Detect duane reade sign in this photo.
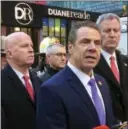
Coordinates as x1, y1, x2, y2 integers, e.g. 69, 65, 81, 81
48, 8, 90, 20
15, 3, 33, 25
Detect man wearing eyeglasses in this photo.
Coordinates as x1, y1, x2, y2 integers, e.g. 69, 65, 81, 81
39, 43, 66, 83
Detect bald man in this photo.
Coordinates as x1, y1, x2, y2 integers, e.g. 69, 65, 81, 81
1, 32, 41, 129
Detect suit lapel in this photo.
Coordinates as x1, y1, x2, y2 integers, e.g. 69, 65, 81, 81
6, 65, 35, 105
116, 51, 128, 89
95, 76, 109, 121
29, 71, 40, 101
64, 66, 100, 123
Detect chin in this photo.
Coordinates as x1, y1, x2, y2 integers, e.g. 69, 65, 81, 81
85, 64, 96, 69
27, 61, 34, 66
59, 66, 64, 69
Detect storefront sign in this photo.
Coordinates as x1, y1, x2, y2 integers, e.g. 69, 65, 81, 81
1, 1, 42, 27
48, 8, 90, 20
15, 3, 33, 25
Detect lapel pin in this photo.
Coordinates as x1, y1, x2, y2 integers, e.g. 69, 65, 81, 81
124, 63, 127, 67
98, 81, 102, 86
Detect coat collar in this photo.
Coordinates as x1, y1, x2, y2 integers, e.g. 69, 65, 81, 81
4, 64, 39, 105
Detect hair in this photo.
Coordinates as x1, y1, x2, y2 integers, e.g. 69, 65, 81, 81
46, 43, 65, 55
96, 13, 121, 29
68, 20, 100, 44
4, 32, 30, 51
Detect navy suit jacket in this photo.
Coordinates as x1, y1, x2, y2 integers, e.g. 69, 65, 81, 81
36, 66, 115, 129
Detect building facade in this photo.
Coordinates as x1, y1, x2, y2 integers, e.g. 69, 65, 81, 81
47, 1, 128, 16
1, 1, 101, 66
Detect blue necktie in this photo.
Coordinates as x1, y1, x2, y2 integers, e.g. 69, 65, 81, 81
88, 78, 106, 125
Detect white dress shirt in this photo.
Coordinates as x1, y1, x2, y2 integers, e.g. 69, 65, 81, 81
67, 62, 105, 113
12, 68, 33, 87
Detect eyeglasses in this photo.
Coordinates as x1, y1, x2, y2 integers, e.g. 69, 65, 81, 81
53, 52, 66, 57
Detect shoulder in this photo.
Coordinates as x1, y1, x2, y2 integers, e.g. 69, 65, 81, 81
121, 54, 128, 62
39, 70, 51, 82
40, 68, 67, 89
1, 64, 12, 79
30, 70, 42, 84
116, 50, 128, 62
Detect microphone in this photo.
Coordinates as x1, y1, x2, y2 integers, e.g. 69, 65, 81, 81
93, 125, 110, 129
111, 121, 128, 129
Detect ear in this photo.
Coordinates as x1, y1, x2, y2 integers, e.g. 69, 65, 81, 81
68, 42, 73, 55
46, 54, 51, 61
6, 50, 12, 58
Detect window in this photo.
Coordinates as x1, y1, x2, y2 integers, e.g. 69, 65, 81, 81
42, 17, 67, 45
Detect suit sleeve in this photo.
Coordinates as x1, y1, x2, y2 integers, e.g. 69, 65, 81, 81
1, 106, 7, 129
36, 85, 67, 129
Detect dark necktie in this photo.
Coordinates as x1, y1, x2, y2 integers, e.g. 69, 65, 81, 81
88, 78, 106, 125
23, 75, 34, 101
110, 56, 120, 83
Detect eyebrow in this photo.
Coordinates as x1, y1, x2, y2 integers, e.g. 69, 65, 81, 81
80, 38, 101, 42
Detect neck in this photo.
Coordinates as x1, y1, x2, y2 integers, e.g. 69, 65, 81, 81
103, 48, 115, 55
49, 65, 60, 71
69, 59, 92, 77
81, 67, 93, 77
9, 63, 29, 74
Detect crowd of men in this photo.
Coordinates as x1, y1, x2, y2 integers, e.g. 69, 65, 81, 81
1, 13, 128, 129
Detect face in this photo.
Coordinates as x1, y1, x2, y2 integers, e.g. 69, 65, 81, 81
68, 27, 101, 74
100, 18, 121, 54
1, 54, 7, 69
47, 47, 66, 70
8, 35, 34, 67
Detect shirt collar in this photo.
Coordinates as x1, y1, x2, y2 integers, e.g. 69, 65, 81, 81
12, 67, 30, 80
67, 62, 95, 85
101, 49, 117, 61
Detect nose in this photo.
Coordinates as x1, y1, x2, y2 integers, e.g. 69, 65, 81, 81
109, 30, 115, 37
88, 42, 96, 51
29, 45, 34, 52
61, 54, 66, 61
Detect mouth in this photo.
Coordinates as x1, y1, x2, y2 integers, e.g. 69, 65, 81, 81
108, 40, 117, 43
60, 62, 66, 65
28, 56, 34, 59
85, 56, 96, 60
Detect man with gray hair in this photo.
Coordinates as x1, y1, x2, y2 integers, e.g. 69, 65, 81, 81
94, 13, 128, 122
1, 35, 8, 70
39, 43, 66, 82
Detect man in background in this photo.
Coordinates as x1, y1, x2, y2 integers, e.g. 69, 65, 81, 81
94, 13, 128, 121
39, 43, 66, 82
1, 32, 41, 129
1, 36, 7, 70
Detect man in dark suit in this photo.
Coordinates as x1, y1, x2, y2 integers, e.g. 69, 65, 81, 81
1, 32, 41, 129
94, 13, 128, 122
36, 21, 116, 129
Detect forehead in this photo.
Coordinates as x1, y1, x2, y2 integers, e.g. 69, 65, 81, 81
76, 27, 101, 40
100, 19, 120, 29
55, 46, 66, 53
15, 35, 32, 45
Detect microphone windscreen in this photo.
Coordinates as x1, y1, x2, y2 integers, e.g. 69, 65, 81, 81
93, 125, 110, 129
